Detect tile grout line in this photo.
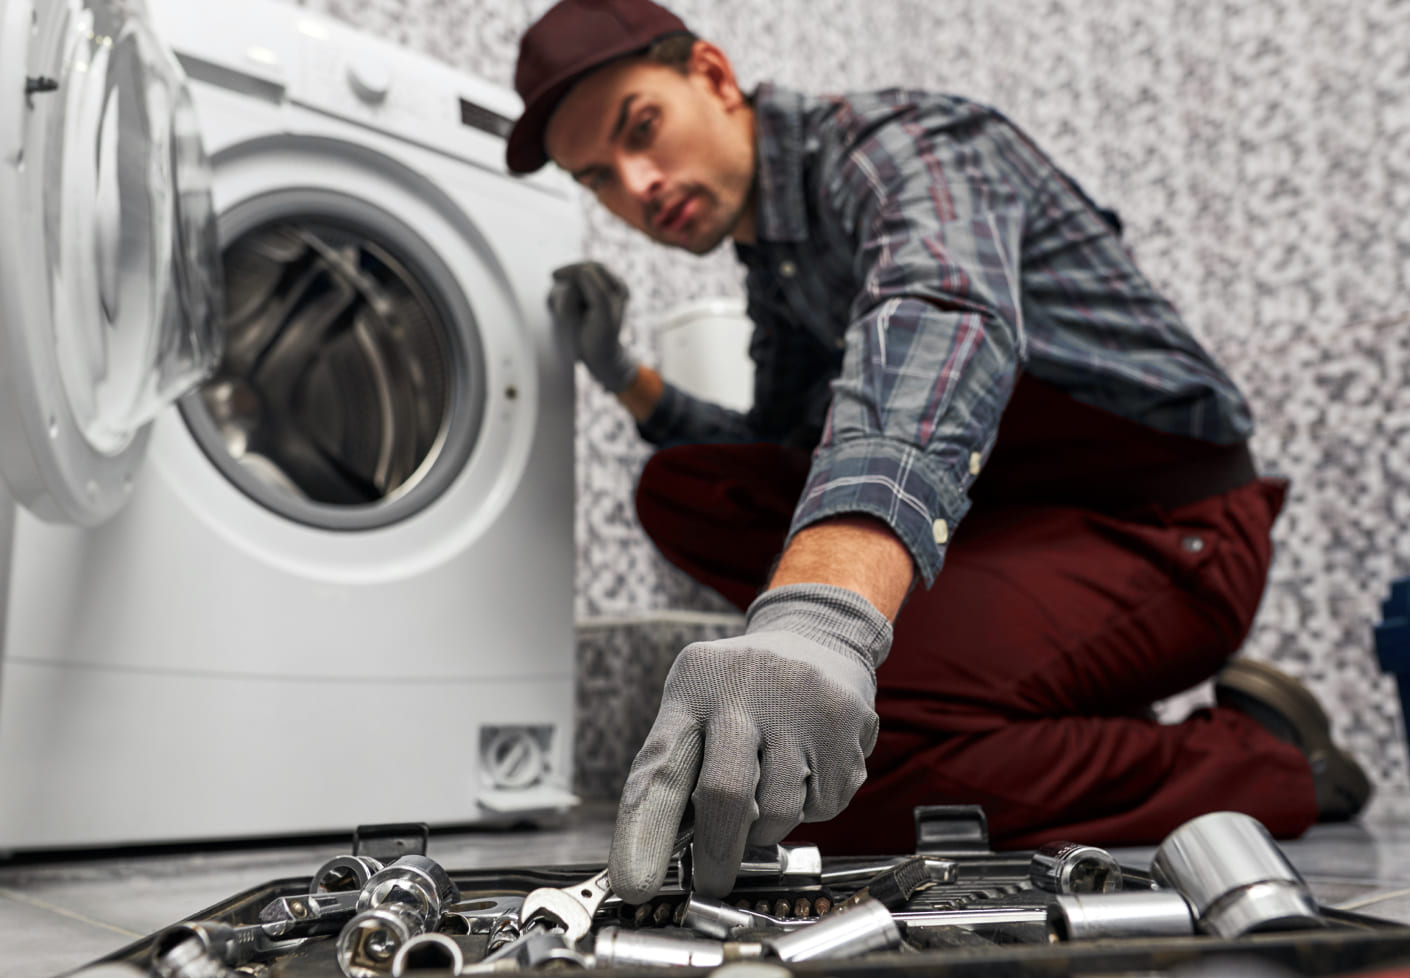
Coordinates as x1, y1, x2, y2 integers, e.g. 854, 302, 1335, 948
0, 885, 142, 939
1332, 885, 1410, 912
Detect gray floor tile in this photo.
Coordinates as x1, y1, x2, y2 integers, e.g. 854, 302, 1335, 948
0, 888, 143, 978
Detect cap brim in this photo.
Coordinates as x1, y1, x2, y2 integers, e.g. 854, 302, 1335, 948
506, 74, 580, 174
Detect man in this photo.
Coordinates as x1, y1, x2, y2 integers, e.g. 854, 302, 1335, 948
506, 0, 1372, 904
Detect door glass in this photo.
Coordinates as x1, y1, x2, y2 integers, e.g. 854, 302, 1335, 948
44, 0, 222, 454
200, 220, 453, 508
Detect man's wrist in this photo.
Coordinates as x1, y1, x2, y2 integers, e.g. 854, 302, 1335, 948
616, 363, 664, 421
767, 515, 915, 621
746, 582, 892, 669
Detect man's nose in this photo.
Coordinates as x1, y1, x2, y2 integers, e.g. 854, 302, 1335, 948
619, 156, 663, 205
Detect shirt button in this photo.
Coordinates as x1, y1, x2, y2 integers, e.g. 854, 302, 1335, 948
778, 260, 797, 278
932, 519, 949, 545
834, 338, 846, 350
969, 452, 982, 476
1181, 535, 1205, 553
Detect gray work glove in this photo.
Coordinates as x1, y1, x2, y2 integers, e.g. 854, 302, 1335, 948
547, 261, 638, 394
608, 583, 892, 902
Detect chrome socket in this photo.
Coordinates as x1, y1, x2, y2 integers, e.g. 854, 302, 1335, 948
679, 894, 760, 939
1047, 891, 1195, 941
763, 897, 902, 962
594, 927, 758, 968
1030, 841, 1124, 894
151, 920, 297, 978
359, 855, 461, 920
337, 906, 421, 978
389, 932, 465, 977
311, 855, 386, 895
1151, 811, 1323, 938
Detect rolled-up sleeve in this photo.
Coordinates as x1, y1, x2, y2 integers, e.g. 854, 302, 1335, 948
789, 110, 1029, 585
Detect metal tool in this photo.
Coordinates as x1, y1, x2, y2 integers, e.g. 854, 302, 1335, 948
1029, 841, 1124, 894
1152, 811, 1324, 938
892, 907, 1051, 930
337, 855, 462, 978
259, 890, 362, 930
822, 856, 959, 887
458, 930, 593, 973
389, 932, 466, 977
518, 823, 694, 942
312, 855, 386, 894
594, 927, 763, 968
1048, 890, 1195, 941
763, 897, 903, 962
837, 854, 938, 910
738, 843, 824, 884
676, 893, 813, 938
439, 896, 525, 935
150, 921, 300, 978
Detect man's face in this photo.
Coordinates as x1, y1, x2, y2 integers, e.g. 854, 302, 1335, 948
544, 45, 755, 255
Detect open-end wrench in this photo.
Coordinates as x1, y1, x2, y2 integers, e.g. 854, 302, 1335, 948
518, 823, 694, 942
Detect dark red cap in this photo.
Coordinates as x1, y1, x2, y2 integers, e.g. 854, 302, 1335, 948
507, 0, 690, 174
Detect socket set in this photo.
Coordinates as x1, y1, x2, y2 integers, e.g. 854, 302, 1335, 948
78, 808, 1410, 978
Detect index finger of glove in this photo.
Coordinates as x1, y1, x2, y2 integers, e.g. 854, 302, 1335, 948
609, 714, 703, 904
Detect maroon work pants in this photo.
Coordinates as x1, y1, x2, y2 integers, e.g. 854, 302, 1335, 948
634, 377, 1317, 851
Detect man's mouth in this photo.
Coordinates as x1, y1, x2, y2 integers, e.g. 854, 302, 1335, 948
656, 192, 698, 234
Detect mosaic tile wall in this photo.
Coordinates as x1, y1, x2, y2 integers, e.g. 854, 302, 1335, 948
285, 0, 1410, 801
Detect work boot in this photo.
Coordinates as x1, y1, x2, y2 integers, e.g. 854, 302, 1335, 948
1215, 658, 1372, 822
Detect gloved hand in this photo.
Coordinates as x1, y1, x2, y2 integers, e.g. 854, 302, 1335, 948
608, 583, 892, 902
547, 261, 638, 394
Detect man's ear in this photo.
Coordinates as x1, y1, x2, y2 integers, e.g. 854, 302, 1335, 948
690, 40, 747, 110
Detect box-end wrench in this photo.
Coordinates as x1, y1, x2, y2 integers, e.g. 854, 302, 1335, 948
518, 823, 694, 942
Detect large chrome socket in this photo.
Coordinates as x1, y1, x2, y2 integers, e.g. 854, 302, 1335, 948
763, 898, 901, 962
1151, 811, 1323, 938
1047, 891, 1195, 941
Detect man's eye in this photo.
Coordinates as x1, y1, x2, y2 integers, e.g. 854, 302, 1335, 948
629, 114, 655, 146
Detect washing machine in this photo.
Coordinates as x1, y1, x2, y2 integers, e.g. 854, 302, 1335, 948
0, 0, 583, 849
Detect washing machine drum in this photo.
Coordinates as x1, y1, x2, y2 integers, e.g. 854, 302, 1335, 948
182, 215, 481, 531
206, 223, 448, 504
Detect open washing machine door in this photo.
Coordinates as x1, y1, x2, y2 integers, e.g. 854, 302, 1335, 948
0, 0, 221, 526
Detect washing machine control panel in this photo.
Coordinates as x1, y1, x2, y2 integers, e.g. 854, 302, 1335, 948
289, 18, 551, 190
152, 0, 564, 191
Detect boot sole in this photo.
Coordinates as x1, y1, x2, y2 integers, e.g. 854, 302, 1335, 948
1214, 658, 1334, 754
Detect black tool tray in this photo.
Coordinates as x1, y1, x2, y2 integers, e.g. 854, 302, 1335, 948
82, 808, 1410, 978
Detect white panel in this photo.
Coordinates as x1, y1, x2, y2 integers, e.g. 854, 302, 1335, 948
0, 662, 574, 847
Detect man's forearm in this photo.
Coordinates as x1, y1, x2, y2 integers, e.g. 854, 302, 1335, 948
617, 364, 664, 422
767, 516, 914, 621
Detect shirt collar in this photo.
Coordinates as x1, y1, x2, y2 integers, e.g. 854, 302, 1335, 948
749, 83, 812, 245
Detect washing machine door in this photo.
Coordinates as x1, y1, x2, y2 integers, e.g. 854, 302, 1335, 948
0, 0, 221, 525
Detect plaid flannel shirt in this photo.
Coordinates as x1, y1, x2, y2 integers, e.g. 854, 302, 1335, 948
638, 84, 1253, 586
